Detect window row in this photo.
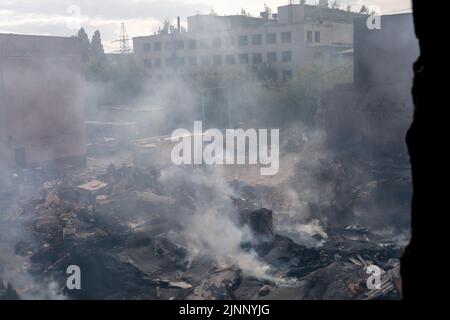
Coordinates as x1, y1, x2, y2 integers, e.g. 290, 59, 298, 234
148, 69, 294, 82
143, 51, 293, 68
142, 32, 293, 52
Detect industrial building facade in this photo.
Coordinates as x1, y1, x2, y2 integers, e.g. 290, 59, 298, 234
0, 34, 86, 176
133, 3, 363, 82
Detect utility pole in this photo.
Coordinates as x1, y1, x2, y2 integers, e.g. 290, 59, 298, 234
113, 22, 131, 54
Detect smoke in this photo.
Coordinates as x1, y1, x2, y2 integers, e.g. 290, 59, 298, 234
0, 35, 86, 299
159, 166, 297, 285
0, 191, 65, 300
0, 10, 419, 299
0, 244, 64, 300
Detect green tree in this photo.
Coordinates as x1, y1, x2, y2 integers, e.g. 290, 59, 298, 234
91, 30, 105, 59
159, 20, 171, 35
359, 5, 369, 14
77, 28, 108, 82
240, 8, 252, 17
109, 56, 145, 103
331, 1, 340, 9
77, 27, 90, 63
261, 3, 272, 19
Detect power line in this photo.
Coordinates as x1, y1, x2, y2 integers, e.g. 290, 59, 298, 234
112, 22, 131, 54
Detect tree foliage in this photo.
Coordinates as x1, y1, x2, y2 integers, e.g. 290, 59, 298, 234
359, 5, 369, 14
91, 30, 105, 59
77, 27, 145, 106
77, 27, 90, 63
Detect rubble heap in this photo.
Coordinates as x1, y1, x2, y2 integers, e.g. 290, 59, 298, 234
0, 165, 402, 300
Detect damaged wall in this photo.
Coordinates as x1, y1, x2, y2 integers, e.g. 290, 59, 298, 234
0, 34, 86, 174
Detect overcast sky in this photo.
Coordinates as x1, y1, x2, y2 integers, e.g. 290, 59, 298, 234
0, 0, 412, 52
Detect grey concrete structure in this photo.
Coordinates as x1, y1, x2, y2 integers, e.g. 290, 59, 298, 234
0, 34, 86, 177
133, 3, 364, 82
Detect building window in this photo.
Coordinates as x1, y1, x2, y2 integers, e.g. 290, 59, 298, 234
154, 42, 162, 51
282, 51, 292, 62
238, 35, 248, 46
212, 38, 222, 48
315, 31, 320, 43
252, 34, 262, 45
199, 39, 209, 49
225, 36, 235, 47
176, 40, 184, 50
165, 42, 174, 51
253, 53, 263, 64
200, 56, 210, 66
165, 58, 175, 67
213, 55, 222, 65
177, 57, 185, 67
268, 70, 278, 81
266, 33, 277, 44
154, 58, 162, 68
282, 70, 293, 82
281, 32, 292, 43
144, 43, 151, 52
188, 39, 196, 49
267, 52, 277, 63
225, 55, 235, 65
239, 53, 249, 64
188, 56, 197, 66
306, 31, 313, 43
144, 59, 152, 68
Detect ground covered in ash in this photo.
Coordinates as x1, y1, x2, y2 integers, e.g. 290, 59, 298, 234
0, 157, 405, 300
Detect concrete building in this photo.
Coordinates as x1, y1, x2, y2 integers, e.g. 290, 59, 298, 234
320, 13, 418, 150
0, 34, 86, 177
133, 3, 364, 82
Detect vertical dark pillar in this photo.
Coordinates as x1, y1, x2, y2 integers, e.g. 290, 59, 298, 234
401, 1, 443, 300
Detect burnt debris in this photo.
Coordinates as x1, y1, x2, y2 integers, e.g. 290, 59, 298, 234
0, 163, 402, 300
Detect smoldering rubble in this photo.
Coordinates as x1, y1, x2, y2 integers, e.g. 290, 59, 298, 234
0, 8, 417, 301
0, 148, 404, 300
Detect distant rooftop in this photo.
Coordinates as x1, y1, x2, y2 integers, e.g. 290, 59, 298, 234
187, 15, 273, 33
186, 4, 365, 33
0, 33, 80, 57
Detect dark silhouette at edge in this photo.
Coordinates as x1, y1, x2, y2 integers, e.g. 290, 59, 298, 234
401, 1, 441, 300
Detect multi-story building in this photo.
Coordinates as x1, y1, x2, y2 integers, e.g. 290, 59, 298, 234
0, 33, 86, 184
133, 3, 364, 82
